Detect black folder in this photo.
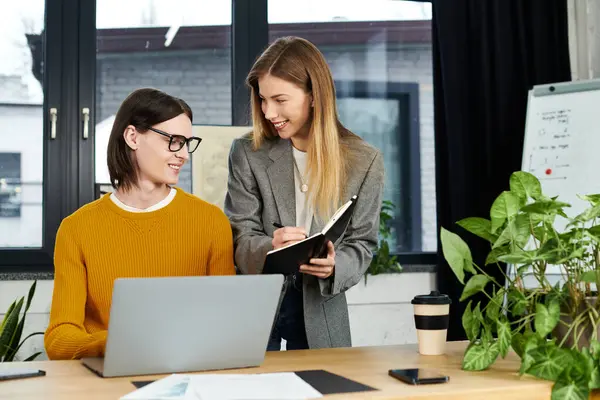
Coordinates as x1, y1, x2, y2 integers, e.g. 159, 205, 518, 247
294, 369, 376, 395
132, 369, 377, 395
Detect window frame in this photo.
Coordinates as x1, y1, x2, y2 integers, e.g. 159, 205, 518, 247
2, 0, 436, 274
0, 0, 69, 272
335, 80, 424, 253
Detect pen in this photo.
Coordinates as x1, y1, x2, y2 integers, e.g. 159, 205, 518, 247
272, 222, 307, 238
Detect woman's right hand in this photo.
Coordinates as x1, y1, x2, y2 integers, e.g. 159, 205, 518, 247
272, 226, 307, 250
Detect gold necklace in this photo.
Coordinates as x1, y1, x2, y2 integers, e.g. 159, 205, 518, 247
292, 156, 309, 193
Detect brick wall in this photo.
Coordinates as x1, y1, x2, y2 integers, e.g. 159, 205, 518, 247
96, 42, 437, 252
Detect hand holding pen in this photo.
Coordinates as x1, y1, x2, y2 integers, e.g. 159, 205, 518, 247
272, 223, 335, 279
271, 222, 307, 250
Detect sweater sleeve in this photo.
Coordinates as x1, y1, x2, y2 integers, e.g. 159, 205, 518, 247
44, 218, 107, 360
208, 209, 236, 276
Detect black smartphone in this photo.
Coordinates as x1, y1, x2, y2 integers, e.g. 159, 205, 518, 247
0, 369, 46, 381
388, 368, 449, 385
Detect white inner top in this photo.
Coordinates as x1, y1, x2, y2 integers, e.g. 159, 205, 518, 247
110, 187, 177, 212
292, 147, 313, 233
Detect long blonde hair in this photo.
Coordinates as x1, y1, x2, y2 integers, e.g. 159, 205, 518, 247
246, 36, 360, 222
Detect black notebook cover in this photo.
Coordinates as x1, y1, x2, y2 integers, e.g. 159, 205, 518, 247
131, 369, 377, 395
263, 195, 358, 275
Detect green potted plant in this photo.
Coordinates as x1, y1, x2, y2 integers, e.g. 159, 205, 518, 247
440, 171, 600, 400
365, 200, 402, 284
0, 281, 43, 362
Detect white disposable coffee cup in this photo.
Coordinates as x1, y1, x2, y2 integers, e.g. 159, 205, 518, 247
411, 291, 452, 356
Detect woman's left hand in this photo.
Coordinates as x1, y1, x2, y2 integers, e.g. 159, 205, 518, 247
300, 241, 336, 279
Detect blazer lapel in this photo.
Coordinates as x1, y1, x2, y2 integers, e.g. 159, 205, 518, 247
267, 139, 296, 227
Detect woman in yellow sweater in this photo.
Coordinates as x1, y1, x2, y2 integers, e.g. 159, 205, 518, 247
44, 88, 235, 360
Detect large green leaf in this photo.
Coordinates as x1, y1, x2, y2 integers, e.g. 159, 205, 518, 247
480, 323, 494, 345
508, 290, 528, 316
485, 289, 504, 322
490, 191, 521, 233
22, 352, 42, 362
579, 347, 600, 390
497, 250, 538, 264
553, 247, 585, 265
571, 203, 600, 224
535, 235, 585, 265
462, 301, 481, 342
511, 332, 527, 359
533, 225, 547, 241
586, 225, 600, 239
0, 300, 16, 334
520, 335, 544, 375
440, 228, 475, 284
492, 214, 531, 249
3, 317, 25, 362
528, 212, 546, 227
462, 341, 500, 371
578, 194, 600, 206
551, 366, 590, 400
536, 238, 562, 260
0, 282, 39, 362
457, 217, 497, 243
0, 297, 23, 360
510, 171, 542, 202
485, 246, 509, 265
497, 319, 511, 358
527, 343, 573, 381
460, 275, 491, 302
582, 227, 600, 244
534, 300, 560, 338
24, 281, 36, 314
521, 200, 571, 215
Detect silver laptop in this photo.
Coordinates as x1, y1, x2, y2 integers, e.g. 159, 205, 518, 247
82, 274, 284, 378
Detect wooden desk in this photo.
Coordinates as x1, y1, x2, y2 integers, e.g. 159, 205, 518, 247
0, 341, 595, 400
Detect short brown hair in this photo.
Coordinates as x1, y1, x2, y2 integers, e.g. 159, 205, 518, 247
107, 88, 193, 190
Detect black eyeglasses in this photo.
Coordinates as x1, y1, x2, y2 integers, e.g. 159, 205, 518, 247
147, 127, 202, 153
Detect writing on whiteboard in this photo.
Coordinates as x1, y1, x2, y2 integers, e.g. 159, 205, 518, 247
527, 109, 572, 181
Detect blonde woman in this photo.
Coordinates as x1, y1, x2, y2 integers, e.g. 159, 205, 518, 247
224, 37, 385, 350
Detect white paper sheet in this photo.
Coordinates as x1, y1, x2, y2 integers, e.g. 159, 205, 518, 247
120, 374, 196, 400
120, 372, 323, 400
191, 372, 323, 400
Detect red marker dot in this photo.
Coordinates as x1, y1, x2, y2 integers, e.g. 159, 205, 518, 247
545, 168, 552, 175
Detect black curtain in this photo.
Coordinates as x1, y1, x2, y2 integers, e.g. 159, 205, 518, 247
432, 0, 572, 340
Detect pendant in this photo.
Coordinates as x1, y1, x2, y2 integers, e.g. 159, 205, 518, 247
301, 184, 309, 193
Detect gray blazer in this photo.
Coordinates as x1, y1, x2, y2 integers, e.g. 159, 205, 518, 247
223, 134, 385, 348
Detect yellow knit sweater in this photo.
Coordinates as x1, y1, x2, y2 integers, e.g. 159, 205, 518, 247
44, 188, 235, 360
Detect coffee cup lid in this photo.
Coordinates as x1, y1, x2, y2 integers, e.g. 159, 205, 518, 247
411, 291, 452, 305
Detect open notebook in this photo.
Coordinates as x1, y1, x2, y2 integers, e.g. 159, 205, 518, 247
263, 195, 358, 274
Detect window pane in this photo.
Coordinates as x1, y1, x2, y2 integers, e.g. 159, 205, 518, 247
268, 0, 436, 253
95, 0, 232, 194
0, 1, 45, 248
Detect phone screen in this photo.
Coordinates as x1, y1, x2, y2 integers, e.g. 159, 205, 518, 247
388, 368, 448, 384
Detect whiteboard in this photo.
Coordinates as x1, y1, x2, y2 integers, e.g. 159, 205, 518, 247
519, 78, 600, 277
191, 125, 252, 210
522, 78, 600, 222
